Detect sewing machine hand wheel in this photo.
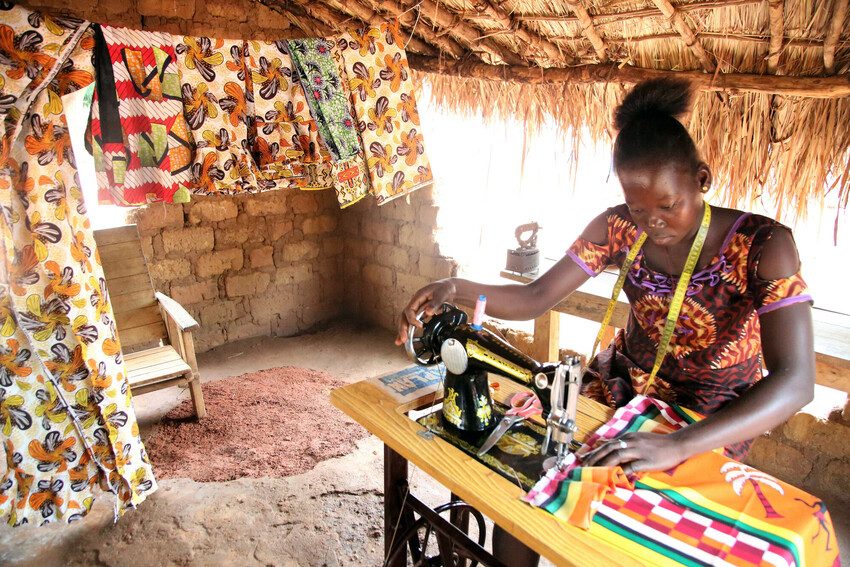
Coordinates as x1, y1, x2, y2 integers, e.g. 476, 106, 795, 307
405, 303, 467, 366
405, 308, 440, 365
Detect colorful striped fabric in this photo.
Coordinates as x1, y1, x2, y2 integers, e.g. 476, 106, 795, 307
90, 25, 194, 205
525, 396, 841, 566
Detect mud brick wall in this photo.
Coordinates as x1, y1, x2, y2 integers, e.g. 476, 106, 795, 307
132, 190, 345, 353
746, 402, 850, 506
342, 187, 457, 332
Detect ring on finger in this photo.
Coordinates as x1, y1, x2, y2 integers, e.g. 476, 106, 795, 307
618, 438, 627, 450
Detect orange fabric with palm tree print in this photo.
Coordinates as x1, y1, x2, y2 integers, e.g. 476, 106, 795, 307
568, 205, 812, 459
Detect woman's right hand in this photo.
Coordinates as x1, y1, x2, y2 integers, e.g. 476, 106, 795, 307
395, 279, 456, 346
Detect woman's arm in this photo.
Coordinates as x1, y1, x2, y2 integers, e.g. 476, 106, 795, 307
584, 228, 816, 472
394, 212, 610, 345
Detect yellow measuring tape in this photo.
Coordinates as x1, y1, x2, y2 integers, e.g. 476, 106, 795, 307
591, 203, 712, 395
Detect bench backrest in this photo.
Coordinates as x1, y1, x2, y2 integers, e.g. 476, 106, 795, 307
92, 225, 168, 351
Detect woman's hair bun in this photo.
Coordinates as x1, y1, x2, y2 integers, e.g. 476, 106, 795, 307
613, 77, 693, 131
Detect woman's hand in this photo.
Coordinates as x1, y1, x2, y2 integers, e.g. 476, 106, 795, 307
395, 279, 456, 346
580, 431, 688, 475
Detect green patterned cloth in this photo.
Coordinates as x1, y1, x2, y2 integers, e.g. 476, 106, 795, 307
286, 38, 360, 161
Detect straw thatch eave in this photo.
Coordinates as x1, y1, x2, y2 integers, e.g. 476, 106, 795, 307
268, 0, 850, 217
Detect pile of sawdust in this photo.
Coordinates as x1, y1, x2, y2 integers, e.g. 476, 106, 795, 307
143, 367, 367, 482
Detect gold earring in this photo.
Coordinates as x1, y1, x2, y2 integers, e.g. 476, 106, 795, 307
701, 185, 709, 193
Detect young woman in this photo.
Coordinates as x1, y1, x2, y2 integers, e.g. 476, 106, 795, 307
395, 78, 815, 565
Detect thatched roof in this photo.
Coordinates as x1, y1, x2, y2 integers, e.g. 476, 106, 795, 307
269, 0, 850, 218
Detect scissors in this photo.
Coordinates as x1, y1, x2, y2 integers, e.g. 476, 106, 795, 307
477, 392, 542, 456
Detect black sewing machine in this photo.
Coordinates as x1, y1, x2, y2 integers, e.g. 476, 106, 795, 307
405, 303, 581, 469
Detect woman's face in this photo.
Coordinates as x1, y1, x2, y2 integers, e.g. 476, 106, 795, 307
618, 163, 707, 248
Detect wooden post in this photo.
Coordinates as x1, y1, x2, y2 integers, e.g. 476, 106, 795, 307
384, 444, 409, 567
532, 311, 560, 363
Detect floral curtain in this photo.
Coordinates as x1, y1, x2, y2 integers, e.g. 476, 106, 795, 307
0, 5, 156, 526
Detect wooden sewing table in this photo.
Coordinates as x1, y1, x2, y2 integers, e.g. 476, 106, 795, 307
330, 374, 644, 567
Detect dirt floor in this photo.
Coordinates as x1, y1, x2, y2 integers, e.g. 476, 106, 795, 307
1, 320, 848, 566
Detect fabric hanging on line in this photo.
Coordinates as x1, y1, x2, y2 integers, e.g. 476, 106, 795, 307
524, 396, 840, 566
0, 5, 156, 527
336, 22, 434, 205
88, 24, 194, 206
175, 36, 264, 195
286, 37, 370, 209
244, 39, 334, 191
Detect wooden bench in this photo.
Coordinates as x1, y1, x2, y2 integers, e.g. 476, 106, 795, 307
501, 269, 850, 393
93, 225, 206, 418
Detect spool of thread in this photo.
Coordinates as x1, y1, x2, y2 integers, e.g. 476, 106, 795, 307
471, 294, 486, 330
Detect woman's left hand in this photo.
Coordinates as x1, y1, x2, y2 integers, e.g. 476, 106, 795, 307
580, 432, 688, 475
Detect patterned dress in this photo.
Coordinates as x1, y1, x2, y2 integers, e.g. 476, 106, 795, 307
568, 205, 812, 458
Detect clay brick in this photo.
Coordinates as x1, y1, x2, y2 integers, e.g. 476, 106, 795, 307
273, 314, 302, 337
418, 255, 456, 280
301, 214, 337, 235
140, 235, 154, 259
225, 272, 271, 298
170, 279, 218, 306
200, 300, 242, 326
269, 220, 293, 242
148, 258, 191, 282
254, 4, 291, 29
380, 200, 416, 222
819, 459, 850, 501
249, 246, 275, 268
244, 195, 288, 216
227, 317, 270, 342
399, 224, 438, 254
188, 199, 238, 224
745, 437, 813, 486
418, 205, 440, 228
162, 226, 214, 254
340, 214, 360, 236
363, 264, 393, 287
362, 221, 397, 244
152, 234, 166, 256
275, 264, 313, 285
134, 203, 184, 233
809, 419, 850, 460
397, 273, 430, 296
281, 241, 320, 263
291, 193, 319, 214
782, 412, 817, 444
215, 224, 251, 248
322, 237, 344, 257
344, 240, 371, 258
137, 0, 195, 19
196, 249, 244, 278
250, 291, 290, 320
204, 0, 248, 21
376, 244, 410, 270
194, 327, 226, 353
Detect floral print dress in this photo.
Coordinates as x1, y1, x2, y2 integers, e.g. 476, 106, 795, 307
176, 36, 263, 195
245, 39, 333, 190
337, 23, 434, 205
568, 205, 812, 458
0, 5, 155, 526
